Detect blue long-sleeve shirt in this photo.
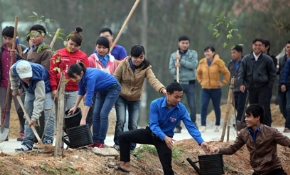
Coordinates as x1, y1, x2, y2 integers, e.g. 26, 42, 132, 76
149, 97, 204, 145
78, 68, 118, 106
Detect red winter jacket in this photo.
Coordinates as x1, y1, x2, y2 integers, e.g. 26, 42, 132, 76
50, 47, 89, 91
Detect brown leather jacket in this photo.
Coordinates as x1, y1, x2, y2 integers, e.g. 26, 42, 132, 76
219, 124, 290, 175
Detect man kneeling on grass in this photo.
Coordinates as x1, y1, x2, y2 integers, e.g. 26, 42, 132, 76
108, 82, 210, 175
212, 104, 290, 175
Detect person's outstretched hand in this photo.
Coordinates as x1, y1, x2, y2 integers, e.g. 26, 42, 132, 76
68, 106, 77, 115
211, 146, 220, 154
200, 142, 211, 154
80, 118, 86, 126
164, 136, 176, 150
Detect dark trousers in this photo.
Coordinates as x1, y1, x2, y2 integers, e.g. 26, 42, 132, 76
278, 89, 290, 129
119, 127, 174, 175
175, 82, 197, 129
200, 89, 222, 126
253, 168, 287, 175
234, 91, 248, 121
248, 85, 271, 126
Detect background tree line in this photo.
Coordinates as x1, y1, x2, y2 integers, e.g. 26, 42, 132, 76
1, 0, 290, 125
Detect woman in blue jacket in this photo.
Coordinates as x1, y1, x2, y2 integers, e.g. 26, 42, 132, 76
68, 62, 121, 148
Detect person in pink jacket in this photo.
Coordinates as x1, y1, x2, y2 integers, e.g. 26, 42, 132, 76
86, 37, 118, 128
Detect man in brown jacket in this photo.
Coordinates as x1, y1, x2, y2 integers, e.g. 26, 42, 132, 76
212, 104, 290, 175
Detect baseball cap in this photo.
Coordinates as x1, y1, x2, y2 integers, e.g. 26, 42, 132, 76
16, 60, 32, 79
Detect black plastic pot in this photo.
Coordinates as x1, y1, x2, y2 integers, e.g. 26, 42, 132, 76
64, 107, 82, 132
62, 124, 93, 148
187, 153, 224, 175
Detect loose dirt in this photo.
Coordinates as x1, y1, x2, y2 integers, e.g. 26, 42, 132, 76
0, 140, 290, 174
3, 102, 290, 175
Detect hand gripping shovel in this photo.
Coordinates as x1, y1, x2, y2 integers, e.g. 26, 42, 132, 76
16, 96, 43, 144
0, 112, 9, 142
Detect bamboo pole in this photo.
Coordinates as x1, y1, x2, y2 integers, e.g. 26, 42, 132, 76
54, 73, 65, 157
220, 78, 234, 142
16, 96, 43, 144
50, 28, 61, 48
110, 0, 141, 52
1, 16, 18, 133
176, 50, 180, 82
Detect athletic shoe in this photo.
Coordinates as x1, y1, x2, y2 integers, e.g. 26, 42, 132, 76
113, 144, 120, 151
214, 126, 220, 132
283, 128, 290, 133
88, 142, 101, 148
97, 143, 105, 148
15, 142, 32, 151
200, 126, 206, 133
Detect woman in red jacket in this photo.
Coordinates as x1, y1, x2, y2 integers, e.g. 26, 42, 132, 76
49, 27, 89, 114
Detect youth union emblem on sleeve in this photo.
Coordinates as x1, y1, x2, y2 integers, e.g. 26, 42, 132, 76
170, 117, 176, 122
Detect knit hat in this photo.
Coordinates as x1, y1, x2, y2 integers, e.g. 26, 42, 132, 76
96, 36, 110, 50
16, 60, 32, 79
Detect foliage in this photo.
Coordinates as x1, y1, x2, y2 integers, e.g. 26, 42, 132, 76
208, 12, 242, 49
29, 11, 56, 38
133, 144, 184, 160
273, 16, 290, 35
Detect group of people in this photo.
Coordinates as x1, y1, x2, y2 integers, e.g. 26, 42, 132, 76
1, 23, 290, 175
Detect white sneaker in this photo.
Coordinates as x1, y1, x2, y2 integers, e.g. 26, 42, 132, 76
200, 126, 206, 133
214, 126, 220, 132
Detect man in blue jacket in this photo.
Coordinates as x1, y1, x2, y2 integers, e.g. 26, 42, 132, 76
109, 82, 210, 174
10, 60, 55, 151
169, 36, 198, 133
279, 40, 290, 133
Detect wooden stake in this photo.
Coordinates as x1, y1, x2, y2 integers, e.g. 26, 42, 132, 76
50, 28, 61, 49
54, 73, 65, 157
220, 78, 234, 142
110, 0, 141, 52
16, 96, 43, 144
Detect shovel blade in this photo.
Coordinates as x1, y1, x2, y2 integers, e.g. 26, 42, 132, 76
0, 127, 9, 142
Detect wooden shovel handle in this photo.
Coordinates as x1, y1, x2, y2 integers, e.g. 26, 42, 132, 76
16, 96, 43, 144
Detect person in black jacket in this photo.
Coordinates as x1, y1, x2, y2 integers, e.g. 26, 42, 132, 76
228, 45, 247, 125
238, 38, 276, 126
279, 40, 290, 133
261, 39, 278, 124
0, 26, 27, 141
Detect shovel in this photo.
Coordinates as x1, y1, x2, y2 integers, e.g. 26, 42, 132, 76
0, 112, 9, 142
16, 96, 43, 144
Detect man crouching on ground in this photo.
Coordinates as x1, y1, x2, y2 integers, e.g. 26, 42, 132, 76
109, 82, 210, 175
10, 60, 55, 151
212, 104, 290, 175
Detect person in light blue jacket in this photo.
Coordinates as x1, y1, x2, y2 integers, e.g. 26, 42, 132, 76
169, 36, 198, 133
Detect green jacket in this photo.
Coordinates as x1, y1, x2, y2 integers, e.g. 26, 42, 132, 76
169, 49, 198, 84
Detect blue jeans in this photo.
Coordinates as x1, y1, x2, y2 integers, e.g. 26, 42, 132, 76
92, 84, 121, 144
234, 91, 248, 121
23, 91, 55, 147
55, 91, 78, 118
201, 88, 222, 126
175, 82, 197, 129
278, 89, 290, 129
114, 96, 140, 149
